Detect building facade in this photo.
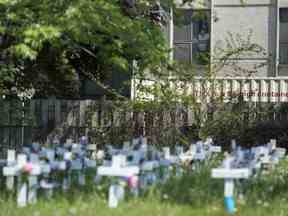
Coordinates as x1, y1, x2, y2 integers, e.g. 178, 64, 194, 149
168, 0, 288, 77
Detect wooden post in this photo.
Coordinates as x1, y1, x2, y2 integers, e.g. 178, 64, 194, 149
28, 154, 41, 204
108, 184, 119, 208
5, 150, 16, 190
97, 155, 139, 208
17, 154, 28, 207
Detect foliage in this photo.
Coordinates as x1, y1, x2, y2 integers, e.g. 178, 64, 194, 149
0, 98, 34, 126
0, 0, 173, 97
200, 102, 288, 149
132, 26, 267, 145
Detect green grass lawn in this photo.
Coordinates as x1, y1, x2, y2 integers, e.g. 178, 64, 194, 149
1, 158, 288, 216
1, 193, 288, 216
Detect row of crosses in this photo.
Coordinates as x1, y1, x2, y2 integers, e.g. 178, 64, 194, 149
212, 139, 286, 214
2, 135, 222, 208
98, 136, 222, 208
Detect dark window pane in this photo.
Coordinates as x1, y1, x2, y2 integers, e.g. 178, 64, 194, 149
192, 43, 210, 65
192, 11, 210, 38
278, 65, 288, 76
174, 10, 193, 41
174, 25, 192, 42
35, 100, 42, 126
280, 8, 288, 23
174, 10, 210, 42
174, 43, 192, 62
173, 9, 210, 65
197, 34, 209, 51
280, 8, 288, 65
279, 43, 288, 64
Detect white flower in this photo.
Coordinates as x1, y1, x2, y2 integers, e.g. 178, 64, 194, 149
163, 194, 169, 200
263, 202, 269, 207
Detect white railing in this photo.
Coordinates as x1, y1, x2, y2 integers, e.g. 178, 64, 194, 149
133, 77, 288, 103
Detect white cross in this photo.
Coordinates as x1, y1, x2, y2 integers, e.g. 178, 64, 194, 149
159, 147, 178, 183
212, 154, 250, 214
87, 144, 97, 159
123, 141, 131, 151
3, 153, 41, 207
71, 158, 85, 185
194, 141, 206, 161
28, 154, 41, 204
16, 154, 29, 207
3, 150, 16, 190
126, 151, 144, 165
140, 160, 159, 189
178, 145, 196, 163
231, 139, 237, 153
97, 155, 139, 208
80, 136, 88, 145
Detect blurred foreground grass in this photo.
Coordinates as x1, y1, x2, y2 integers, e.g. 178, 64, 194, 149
1, 193, 288, 216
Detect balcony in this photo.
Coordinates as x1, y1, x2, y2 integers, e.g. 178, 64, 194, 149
132, 77, 288, 103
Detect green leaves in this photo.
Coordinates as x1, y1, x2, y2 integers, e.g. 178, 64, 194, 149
22, 25, 61, 52
0, 25, 5, 34
11, 43, 37, 60
7, 25, 62, 61
0, 0, 18, 6
109, 56, 129, 70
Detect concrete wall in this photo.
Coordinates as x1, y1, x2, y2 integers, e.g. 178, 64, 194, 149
212, 0, 277, 77
172, 0, 288, 77
214, 0, 272, 5
279, 0, 288, 8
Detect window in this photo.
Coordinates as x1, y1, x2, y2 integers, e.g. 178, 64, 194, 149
173, 10, 210, 65
48, 102, 56, 129
279, 8, 288, 65
280, 8, 288, 23
34, 100, 42, 126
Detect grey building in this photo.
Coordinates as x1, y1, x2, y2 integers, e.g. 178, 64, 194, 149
167, 0, 288, 77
